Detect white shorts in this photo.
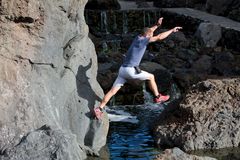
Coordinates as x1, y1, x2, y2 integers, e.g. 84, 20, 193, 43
112, 66, 151, 87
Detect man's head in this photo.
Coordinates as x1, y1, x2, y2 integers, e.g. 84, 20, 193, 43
142, 27, 153, 37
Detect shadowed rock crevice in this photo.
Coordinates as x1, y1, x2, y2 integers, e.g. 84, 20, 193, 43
16, 55, 56, 68
13, 16, 34, 23
63, 35, 84, 61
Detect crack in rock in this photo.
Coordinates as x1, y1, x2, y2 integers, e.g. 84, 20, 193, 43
15, 55, 56, 68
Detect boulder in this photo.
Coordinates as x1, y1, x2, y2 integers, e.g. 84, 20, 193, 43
212, 51, 235, 76
153, 78, 240, 151
195, 23, 222, 48
173, 69, 201, 90
177, 49, 199, 62
1, 126, 85, 160
0, 0, 108, 159
192, 55, 212, 73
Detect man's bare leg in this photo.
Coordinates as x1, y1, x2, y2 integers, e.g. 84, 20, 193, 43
147, 74, 159, 97
99, 86, 122, 109
147, 73, 170, 103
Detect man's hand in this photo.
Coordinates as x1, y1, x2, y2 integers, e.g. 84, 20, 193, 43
172, 27, 182, 32
157, 17, 163, 26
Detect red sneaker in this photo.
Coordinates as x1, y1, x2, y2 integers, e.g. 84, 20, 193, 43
94, 107, 103, 120
153, 94, 170, 103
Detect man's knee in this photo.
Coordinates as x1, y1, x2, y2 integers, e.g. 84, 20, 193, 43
148, 73, 154, 80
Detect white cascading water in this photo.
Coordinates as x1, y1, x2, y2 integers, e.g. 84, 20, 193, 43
122, 12, 128, 34
100, 11, 109, 34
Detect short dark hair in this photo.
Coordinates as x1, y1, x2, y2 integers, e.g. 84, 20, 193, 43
142, 27, 151, 35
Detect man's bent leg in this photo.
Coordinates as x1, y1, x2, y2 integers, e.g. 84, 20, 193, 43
94, 70, 126, 119
147, 74, 159, 97
94, 85, 122, 120
147, 74, 170, 103
99, 86, 121, 109
130, 70, 160, 97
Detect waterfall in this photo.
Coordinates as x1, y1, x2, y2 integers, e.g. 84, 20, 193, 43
101, 11, 109, 34
109, 95, 116, 106
143, 82, 153, 104
143, 11, 151, 27
102, 41, 108, 53
143, 11, 146, 27
147, 12, 151, 26
113, 13, 117, 32
122, 12, 128, 34
154, 11, 157, 23
169, 83, 181, 100
143, 82, 182, 105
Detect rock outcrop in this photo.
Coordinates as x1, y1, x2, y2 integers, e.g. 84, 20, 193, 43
0, 0, 108, 159
155, 147, 216, 160
195, 22, 222, 48
153, 78, 240, 151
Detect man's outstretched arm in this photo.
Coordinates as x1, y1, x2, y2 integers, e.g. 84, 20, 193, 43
149, 27, 182, 43
149, 17, 163, 32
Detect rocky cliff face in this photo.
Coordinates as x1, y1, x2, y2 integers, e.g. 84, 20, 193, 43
0, 0, 108, 159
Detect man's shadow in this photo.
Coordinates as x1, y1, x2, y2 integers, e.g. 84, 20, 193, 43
76, 59, 102, 118
76, 59, 106, 148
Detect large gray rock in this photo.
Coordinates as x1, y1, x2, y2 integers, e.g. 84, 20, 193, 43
195, 23, 222, 48
1, 126, 84, 160
155, 147, 216, 160
0, 0, 108, 159
192, 55, 212, 73
153, 78, 240, 151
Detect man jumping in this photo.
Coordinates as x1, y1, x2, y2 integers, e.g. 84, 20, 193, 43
94, 17, 182, 119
